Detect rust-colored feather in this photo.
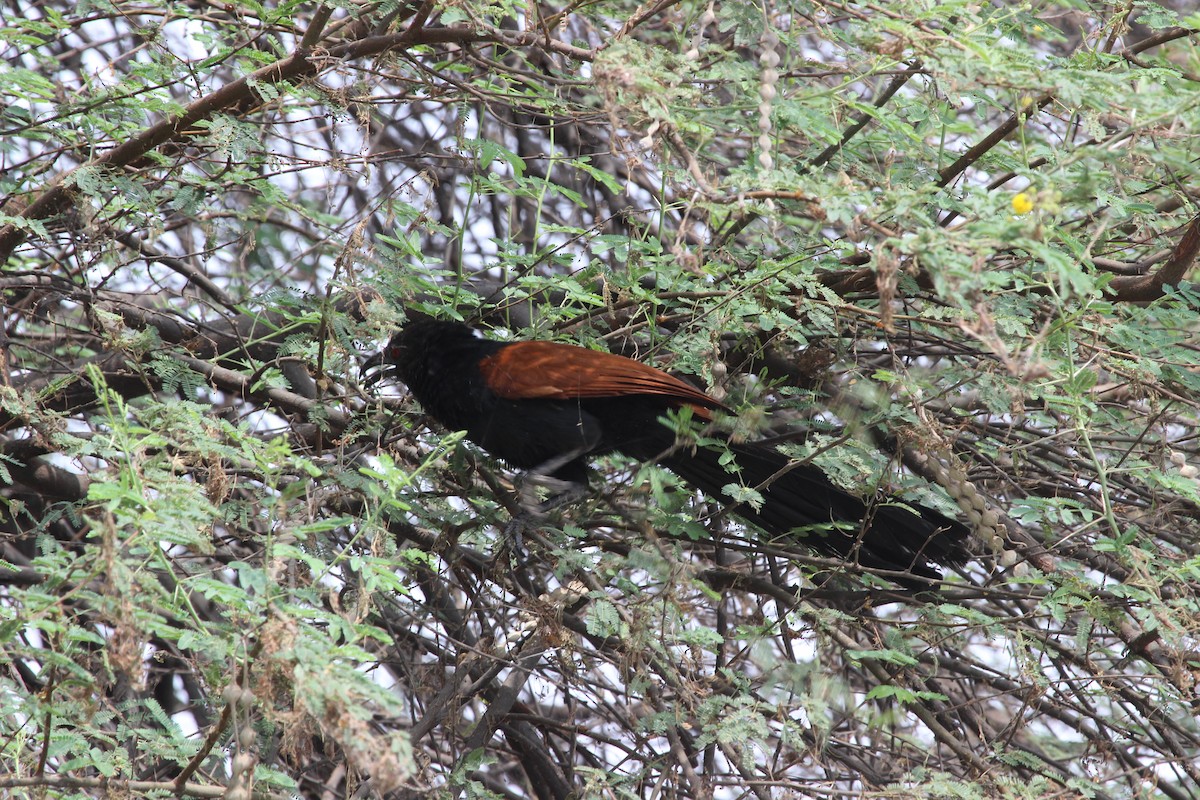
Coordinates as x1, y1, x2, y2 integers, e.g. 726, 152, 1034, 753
478, 340, 725, 418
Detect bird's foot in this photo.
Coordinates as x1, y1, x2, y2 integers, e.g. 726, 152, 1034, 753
498, 514, 535, 564
509, 480, 589, 534
499, 476, 589, 561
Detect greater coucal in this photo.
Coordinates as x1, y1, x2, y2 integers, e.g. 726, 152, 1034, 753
364, 317, 970, 584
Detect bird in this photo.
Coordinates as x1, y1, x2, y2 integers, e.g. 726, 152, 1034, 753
363, 316, 971, 586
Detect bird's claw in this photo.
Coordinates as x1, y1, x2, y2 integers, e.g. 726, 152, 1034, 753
498, 516, 531, 564
497, 475, 589, 564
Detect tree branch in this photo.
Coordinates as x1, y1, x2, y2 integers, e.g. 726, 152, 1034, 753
1108, 215, 1200, 302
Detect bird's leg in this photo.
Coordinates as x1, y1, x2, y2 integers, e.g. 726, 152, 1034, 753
501, 447, 593, 556
518, 473, 582, 509
517, 448, 590, 502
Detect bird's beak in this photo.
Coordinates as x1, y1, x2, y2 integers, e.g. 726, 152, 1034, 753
360, 349, 391, 389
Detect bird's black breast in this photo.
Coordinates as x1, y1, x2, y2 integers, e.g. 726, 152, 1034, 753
468, 394, 683, 481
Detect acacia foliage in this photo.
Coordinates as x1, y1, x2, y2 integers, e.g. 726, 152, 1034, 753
2, 0, 1200, 798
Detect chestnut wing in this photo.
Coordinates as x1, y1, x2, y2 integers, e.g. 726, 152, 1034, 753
478, 340, 725, 417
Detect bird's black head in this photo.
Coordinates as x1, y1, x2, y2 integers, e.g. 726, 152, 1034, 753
361, 316, 481, 390
360, 334, 403, 389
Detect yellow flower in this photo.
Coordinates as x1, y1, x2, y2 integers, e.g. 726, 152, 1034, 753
1012, 192, 1035, 215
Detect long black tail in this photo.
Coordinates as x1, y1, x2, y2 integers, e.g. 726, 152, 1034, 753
658, 441, 970, 585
